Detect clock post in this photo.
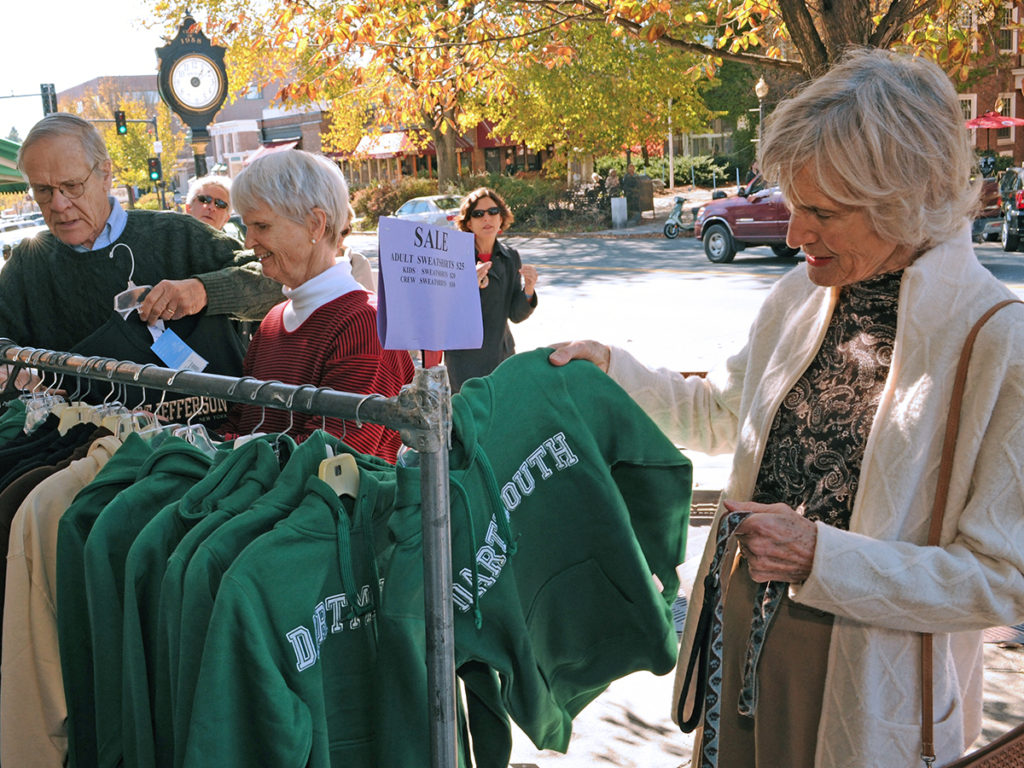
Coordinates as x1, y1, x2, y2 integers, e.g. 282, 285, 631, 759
189, 127, 210, 178
156, 15, 228, 185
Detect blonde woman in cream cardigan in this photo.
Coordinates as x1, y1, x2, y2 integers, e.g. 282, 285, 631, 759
550, 48, 1024, 768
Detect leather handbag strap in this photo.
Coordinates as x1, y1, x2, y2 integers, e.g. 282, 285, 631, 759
920, 298, 1023, 766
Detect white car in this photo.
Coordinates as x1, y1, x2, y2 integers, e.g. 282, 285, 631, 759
0, 223, 48, 260
393, 195, 462, 228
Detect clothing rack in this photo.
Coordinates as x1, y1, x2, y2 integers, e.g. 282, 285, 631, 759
0, 339, 459, 768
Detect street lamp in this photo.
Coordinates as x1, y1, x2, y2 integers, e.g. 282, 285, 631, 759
755, 76, 769, 144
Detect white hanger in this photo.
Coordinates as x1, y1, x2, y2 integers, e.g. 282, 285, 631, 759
110, 244, 153, 320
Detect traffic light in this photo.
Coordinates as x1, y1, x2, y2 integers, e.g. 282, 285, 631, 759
148, 157, 162, 182
40, 84, 57, 116
114, 110, 127, 135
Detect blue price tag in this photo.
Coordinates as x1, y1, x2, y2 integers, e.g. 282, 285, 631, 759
151, 328, 209, 372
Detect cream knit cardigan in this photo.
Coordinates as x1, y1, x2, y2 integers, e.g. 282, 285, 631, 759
607, 226, 1024, 767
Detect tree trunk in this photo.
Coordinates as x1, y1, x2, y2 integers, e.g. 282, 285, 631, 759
431, 127, 459, 190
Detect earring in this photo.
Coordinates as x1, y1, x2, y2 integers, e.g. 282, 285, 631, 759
311, 238, 317, 244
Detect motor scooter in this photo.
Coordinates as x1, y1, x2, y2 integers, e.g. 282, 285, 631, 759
662, 195, 688, 239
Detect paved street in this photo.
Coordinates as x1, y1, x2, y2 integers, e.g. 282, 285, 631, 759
357, 200, 1024, 767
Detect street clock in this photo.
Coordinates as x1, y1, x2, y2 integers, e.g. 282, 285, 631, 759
156, 15, 228, 175
169, 54, 224, 111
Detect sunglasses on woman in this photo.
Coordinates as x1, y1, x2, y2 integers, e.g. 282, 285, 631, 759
470, 206, 501, 218
196, 194, 229, 210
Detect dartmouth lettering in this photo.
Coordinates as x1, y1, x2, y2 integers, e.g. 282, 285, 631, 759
285, 583, 376, 671
452, 432, 579, 612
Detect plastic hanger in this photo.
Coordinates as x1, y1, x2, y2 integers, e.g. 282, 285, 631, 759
105, 364, 159, 439
315, 391, 381, 499
109, 244, 153, 320
57, 359, 102, 434
172, 398, 219, 457
20, 353, 67, 432
318, 452, 360, 498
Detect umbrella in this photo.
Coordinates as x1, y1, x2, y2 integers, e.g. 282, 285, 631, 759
965, 110, 1024, 129
965, 111, 1024, 150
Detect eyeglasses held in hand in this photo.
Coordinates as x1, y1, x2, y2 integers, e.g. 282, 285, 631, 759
470, 206, 501, 218
196, 194, 229, 210
30, 164, 99, 204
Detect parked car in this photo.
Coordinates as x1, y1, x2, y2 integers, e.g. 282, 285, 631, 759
0, 223, 48, 263
692, 175, 799, 263
222, 214, 247, 244
999, 167, 1024, 251
393, 195, 462, 228
972, 175, 1002, 243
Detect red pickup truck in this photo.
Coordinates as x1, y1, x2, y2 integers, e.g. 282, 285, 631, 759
692, 175, 799, 263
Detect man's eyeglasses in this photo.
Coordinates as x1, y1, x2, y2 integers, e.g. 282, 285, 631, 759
196, 194, 229, 210
470, 206, 501, 218
29, 164, 99, 204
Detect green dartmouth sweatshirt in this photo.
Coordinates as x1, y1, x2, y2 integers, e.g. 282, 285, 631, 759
377, 348, 693, 758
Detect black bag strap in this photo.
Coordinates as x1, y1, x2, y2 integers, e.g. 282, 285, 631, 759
676, 509, 751, 733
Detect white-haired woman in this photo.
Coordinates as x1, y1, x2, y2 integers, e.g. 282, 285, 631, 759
550, 48, 1024, 766
224, 149, 414, 462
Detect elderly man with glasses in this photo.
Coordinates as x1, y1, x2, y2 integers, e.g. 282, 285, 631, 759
0, 113, 282, 402
186, 175, 233, 233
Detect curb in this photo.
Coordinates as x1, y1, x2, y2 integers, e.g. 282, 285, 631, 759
523, 230, 674, 240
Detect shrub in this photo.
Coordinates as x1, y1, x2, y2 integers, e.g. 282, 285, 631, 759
351, 177, 440, 229
135, 192, 161, 210
672, 155, 734, 188
460, 173, 566, 231
595, 153, 741, 188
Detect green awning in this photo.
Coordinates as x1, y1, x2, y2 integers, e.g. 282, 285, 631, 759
0, 138, 25, 188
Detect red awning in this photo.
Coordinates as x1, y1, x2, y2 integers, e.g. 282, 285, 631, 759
349, 131, 471, 159
354, 132, 415, 158
244, 140, 298, 165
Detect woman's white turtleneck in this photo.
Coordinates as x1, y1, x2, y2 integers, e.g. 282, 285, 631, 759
280, 260, 365, 332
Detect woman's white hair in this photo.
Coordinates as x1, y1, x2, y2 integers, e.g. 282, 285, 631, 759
759, 47, 979, 250
232, 149, 350, 246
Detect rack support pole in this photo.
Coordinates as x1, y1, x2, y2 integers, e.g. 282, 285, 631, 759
398, 366, 457, 768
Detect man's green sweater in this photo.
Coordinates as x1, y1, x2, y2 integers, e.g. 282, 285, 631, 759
0, 210, 282, 352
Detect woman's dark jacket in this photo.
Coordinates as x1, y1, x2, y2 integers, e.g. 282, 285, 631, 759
445, 239, 537, 392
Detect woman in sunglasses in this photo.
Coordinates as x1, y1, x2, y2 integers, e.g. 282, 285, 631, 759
445, 187, 539, 392
186, 175, 234, 233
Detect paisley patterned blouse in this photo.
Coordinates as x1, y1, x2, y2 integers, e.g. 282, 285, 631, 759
751, 270, 902, 530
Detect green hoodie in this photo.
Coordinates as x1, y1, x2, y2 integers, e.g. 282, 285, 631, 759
83, 436, 214, 768
56, 431, 155, 768
181, 472, 394, 767
170, 431, 394, 767
378, 348, 692, 757
122, 436, 285, 768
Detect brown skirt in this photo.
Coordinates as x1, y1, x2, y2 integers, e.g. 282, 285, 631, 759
701, 556, 835, 768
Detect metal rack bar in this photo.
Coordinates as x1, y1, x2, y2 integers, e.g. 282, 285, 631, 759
0, 339, 457, 768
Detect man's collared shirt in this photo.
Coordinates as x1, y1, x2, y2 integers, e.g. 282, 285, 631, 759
72, 196, 127, 252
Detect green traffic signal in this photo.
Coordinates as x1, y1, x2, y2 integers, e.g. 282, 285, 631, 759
148, 157, 162, 182
114, 110, 127, 136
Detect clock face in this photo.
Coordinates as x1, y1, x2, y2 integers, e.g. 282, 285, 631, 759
169, 55, 223, 111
